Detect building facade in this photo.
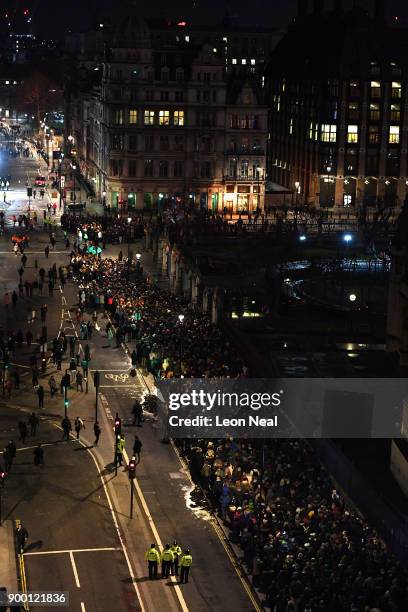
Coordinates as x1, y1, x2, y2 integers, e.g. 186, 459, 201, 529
65, 15, 268, 213
267, 0, 408, 210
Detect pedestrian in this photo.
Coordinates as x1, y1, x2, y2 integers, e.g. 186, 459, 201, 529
76, 370, 83, 392
37, 385, 45, 408
3, 446, 12, 472
84, 344, 91, 362
16, 523, 28, 553
45, 245, 49, 259
33, 443, 44, 466
61, 416, 72, 441
115, 434, 125, 466
48, 375, 57, 396
94, 421, 101, 446
74, 416, 85, 440
161, 544, 174, 579
18, 421, 28, 444
171, 541, 182, 576
132, 399, 143, 427
145, 544, 160, 579
40, 303, 48, 322
133, 435, 142, 464
5, 378, 12, 399
12, 290, 18, 307
179, 549, 193, 584
28, 412, 39, 436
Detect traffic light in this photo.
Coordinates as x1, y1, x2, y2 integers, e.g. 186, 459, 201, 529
114, 416, 122, 435
94, 371, 100, 388
128, 457, 136, 480
64, 398, 69, 411
27, 187, 32, 197
0, 471, 5, 487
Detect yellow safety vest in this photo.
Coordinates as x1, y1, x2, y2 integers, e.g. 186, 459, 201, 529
145, 548, 160, 562
171, 545, 182, 557
181, 554, 192, 567
161, 549, 174, 562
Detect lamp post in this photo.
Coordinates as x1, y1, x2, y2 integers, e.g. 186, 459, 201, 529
178, 314, 184, 376
256, 166, 263, 213
102, 190, 106, 210
59, 153, 64, 212
326, 165, 332, 207
71, 164, 77, 204
126, 216, 132, 279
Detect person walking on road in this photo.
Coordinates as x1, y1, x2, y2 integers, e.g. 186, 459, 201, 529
76, 371, 83, 392
93, 421, 101, 446
44, 245, 49, 259
179, 549, 193, 584
16, 523, 28, 553
34, 443, 44, 466
133, 435, 142, 464
115, 434, 125, 466
171, 540, 182, 577
161, 544, 174, 579
74, 417, 85, 440
37, 385, 45, 408
132, 399, 143, 427
145, 544, 161, 579
18, 421, 28, 445
40, 303, 48, 322
28, 412, 39, 436
61, 416, 72, 441
49, 375, 57, 397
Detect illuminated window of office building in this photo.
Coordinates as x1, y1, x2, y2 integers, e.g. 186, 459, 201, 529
347, 125, 358, 143
392, 81, 402, 98
389, 125, 400, 144
371, 81, 381, 98
129, 109, 137, 124
391, 103, 401, 122
144, 110, 155, 125
368, 126, 380, 144
370, 103, 380, 121
321, 124, 337, 143
159, 110, 170, 125
174, 110, 184, 126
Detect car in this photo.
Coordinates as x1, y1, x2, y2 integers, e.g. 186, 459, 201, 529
67, 203, 85, 212
35, 176, 46, 187
11, 234, 30, 245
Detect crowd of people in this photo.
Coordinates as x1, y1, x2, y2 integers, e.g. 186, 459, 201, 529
68, 243, 408, 611
61, 213, 145, 246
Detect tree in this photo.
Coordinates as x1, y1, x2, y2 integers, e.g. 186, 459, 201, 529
19, 72, 62, 127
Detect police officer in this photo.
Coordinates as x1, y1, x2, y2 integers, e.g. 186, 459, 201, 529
161, 543, 174, 579
115, 434, 125, 466
180, 549, 192, 584
171, 540, 182, 576
145, 543, 160, 579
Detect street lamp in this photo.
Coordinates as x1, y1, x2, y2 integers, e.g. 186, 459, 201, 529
71, 164, 77, 203
127, 216, 132, 279
256, 166, 263, 212
102, 190, 106, 209
325, 165, 332, 207
343, 233, 353, 243
349, 293, 357, 302
178, 314, 185, 376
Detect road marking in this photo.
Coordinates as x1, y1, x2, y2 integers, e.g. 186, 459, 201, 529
81, 603, 86, 612
24, 547, 120, 555
99, 385, 138, 388
69, 551, 80, 588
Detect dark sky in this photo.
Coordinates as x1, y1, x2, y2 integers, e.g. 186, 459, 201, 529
6, 1, 408, 38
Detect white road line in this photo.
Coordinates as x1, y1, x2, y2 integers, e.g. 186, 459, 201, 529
81, 603, 86, 612
99, 385, 139, 388
24, 547, 120, 555
69, 551, 80, 588
122, 446, 189, 612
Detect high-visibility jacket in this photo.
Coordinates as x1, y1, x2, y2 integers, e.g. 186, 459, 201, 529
116, 439, 125, 453
180, 554, 192, 567
145, 547, 160, 562
161, 549, 174, 562
171, 545, 182, 558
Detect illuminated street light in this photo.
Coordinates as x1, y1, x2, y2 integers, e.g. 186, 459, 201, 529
349, 293, 357, 302
343, 234, 353, 243
178, 314, 185, 324
299, 235, 307, 242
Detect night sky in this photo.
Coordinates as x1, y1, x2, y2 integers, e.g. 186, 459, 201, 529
4, 0, 408, 37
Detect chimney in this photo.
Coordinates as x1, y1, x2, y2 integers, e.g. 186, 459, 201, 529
374, 0, 385, 20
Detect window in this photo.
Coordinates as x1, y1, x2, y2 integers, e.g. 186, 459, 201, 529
145, 90, 154, 101
289, 118, 293, 135
144, 110, 155, 125
203, 72, 210, 81
159, 110, 170, 126
161, 68, 169, 81
175, 91, 184, 102
176, 68, 184, 81
159, 160, 168, 177
200, 161, 212, 178
241, 59, 247, 65
197, 112, 215, 127
174, 110, 184, 126
371, 80, 381, 98
159, 135, 169, 151
368, 126, 380, 144
129, 135, 138, 151
129, 109, 137, 124
144, 159, 153, 177
174, 136, 184, 151
321, 124, 337, 143
174, 161, 183, 177
391, 103, 401, 122
309, 121, 313, 140
144, 135, 154, 151
110, 159, 123, 176
200, 135, 213, 153
111, 134, 123, 151
392, 81, 402, 98
366, 149, 379, 174
232, 58, 237, 65
370, 103, 380, 121
160, 91, 169, 102
185, 35, 190, 42
240, 160, 249, 178
347, 125, 358, 143
113, 109, 123, 124
251, 59, 256, 65
230, 114, 239, 129
389, 126, 400, 144
348, 102, 359, 121
349, 80, 360, 97
128, 160, 137, 177
203, 91, 210, 103
345, 148, 357, 172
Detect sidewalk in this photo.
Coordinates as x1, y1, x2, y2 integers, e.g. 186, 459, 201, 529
0, 520, 19, 602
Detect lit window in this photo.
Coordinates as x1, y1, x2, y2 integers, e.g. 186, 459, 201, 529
391, 103, 400, 122
392, 81, 402, 98
314, 123, 319, 141
144, 110, 155, 125
232, 58, 237, 65
282, 79, 285, 92
347, 125, 358, 143
289, 118, 293, 135
114, 109, 123, 124
242, 59, 247, 65
5, 80, 9, 85
222, 36, 228, 42
159, 110, 170, 125
185, 35, 189, 42
174, 110, 184, 126
368, 126, 380, 144
389, 125, 400, 144
129, 109, 137, 124
309, 121, 313, 139
251, 59, 256, 65
370, 103, 380, 121
370, 80, 381, 97
321, 124, 337, 143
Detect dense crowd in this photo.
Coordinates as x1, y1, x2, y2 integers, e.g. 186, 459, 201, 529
61, 214, 144, 245
70, 249, 407, 611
